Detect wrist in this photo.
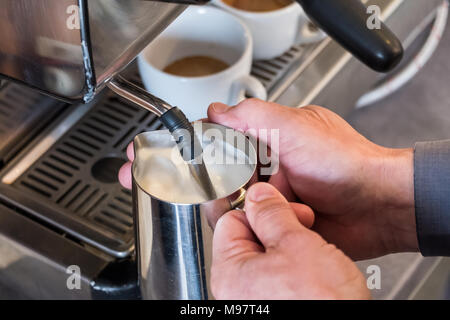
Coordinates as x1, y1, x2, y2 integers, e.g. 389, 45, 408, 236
376, 147, 418, 253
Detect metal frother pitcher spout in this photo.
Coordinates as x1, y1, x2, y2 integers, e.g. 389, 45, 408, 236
132, 123, 257, 299
107, 76, 218, 199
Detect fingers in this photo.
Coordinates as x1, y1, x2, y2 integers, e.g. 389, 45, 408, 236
117, 142, 134, 190
213, 210, 263, 265
289, 202, 315, 229
268, 169, 315, 227
126, 142, 134, 161
245, 182, 307, 249
207, 99, 294, 147
118, 161, 132, 189
268, 169, 297, 202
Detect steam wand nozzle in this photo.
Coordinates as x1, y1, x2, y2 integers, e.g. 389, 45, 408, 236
108, 75, 197, 159
107, 75, 217, 198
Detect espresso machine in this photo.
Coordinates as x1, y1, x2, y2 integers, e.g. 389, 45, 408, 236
0, 0, 444, 299
0, 0, 403, 106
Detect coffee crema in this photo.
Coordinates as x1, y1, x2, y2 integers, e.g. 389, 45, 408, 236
222, 0, 293, 12
163, 55, 229, 77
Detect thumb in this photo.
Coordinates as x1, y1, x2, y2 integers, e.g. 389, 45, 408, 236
212, 210, 263, 265
244, 182, 308, 249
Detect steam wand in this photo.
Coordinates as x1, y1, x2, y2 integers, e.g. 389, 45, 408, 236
107, 76, 217, 199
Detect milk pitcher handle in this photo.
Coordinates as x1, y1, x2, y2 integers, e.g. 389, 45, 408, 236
230, 187, 247, 209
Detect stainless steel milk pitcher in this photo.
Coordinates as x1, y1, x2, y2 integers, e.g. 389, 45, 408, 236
132, 123, 257, 299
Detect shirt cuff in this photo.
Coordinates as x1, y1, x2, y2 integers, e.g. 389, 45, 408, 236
414, 140, 450, 256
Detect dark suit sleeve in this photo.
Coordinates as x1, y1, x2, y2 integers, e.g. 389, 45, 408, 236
414, 140, 450, 256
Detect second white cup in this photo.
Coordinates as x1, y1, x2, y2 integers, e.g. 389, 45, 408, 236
212, 0, 327, 60
138, 6, 267, 121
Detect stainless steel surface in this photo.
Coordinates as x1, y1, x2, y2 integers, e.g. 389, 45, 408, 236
270, 0, 444, 116
0, 0, 185, 102
409, 258, 450, 300
0, 202, 109, 299
0, 82, 65, 165
133, 123, 256, 299
251, 44, 321, 97
0, 88, 158, 258
1, 101, 92, 185
134, 185, 209, 300
107, 76, 172, 117
187, 159, 218, 200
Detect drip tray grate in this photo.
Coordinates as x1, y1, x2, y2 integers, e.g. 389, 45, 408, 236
0, 87, 163, 257
251, 43, 320, 96
0, 82, 65, 165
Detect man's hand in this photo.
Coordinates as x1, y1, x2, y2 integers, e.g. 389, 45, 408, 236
212, 182, 370, 300
208, 99, 418, 260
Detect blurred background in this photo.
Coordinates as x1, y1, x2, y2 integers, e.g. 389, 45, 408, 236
350, 14, 450, 300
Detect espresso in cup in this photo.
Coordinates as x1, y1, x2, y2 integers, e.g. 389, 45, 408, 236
138, 6, 267, 121
163, 55, 229, 77
222, 0, 293, 12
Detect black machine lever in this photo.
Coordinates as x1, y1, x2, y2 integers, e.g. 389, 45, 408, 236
296, 0, 403, 72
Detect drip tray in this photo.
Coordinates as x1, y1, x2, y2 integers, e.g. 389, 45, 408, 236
0, 87, 163, 257
0, 43, 318, 257
0, 82, 65, 165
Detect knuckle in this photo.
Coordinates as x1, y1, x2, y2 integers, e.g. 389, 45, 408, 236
299, 105, 341, 130
277, 229, 304, 248
216, 209, 237, 226
227, 209, 245, 221
302, 104, 326, 112
300, 105, 327, 120
236, 98, 267, 114
239, 97, 263, 107
215, 210, 245, 232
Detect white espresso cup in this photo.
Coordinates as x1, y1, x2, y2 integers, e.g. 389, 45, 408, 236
212, 0, 327, 60
138, 6, 267, 121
